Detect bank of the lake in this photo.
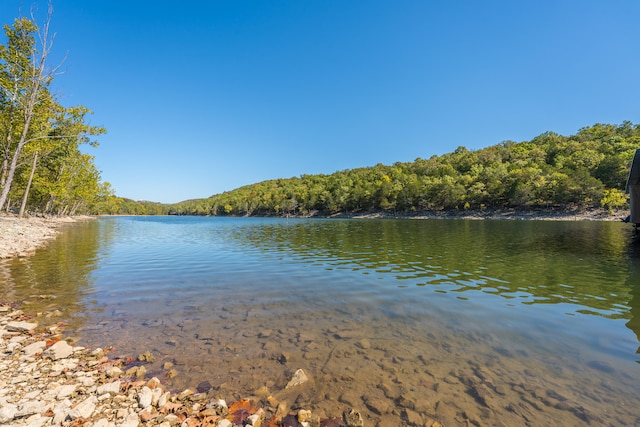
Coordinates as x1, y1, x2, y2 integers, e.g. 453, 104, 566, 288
0, 302, 320, 427
0, 207, 630, 261
0, 216, 95, 259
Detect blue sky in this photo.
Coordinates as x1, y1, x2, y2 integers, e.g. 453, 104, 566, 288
2, 1, 639, 203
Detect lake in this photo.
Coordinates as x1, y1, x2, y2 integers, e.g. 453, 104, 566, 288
2, 216, 640, 426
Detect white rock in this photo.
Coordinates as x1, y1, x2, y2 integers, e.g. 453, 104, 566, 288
6, 321, 38, 332
52, 399, 72, 424
79, 376, 96, 387
68, 395, 97, 420
121, 412, 140, 427
138, 386, 153, 409
24, 414, 50, 427
158, 391, 170, 408
44, 340, 73, 360
164, 414, 179, 425
55, 384, 76, 399
22, 341, 46, 356
247, 414, 262, 426
6, 341, 21, 353
106, 366, 123, 378
217, 419, 233, 427
17, 400, 49, 418
151, 387, 163, 406
97, 380, 121, 395
93, 419, 110, 427
0, 403, 17, 423
23, 390, 40, 400
285, 368, 310, 388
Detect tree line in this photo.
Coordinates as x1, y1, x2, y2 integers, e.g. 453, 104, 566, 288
0, 9, 110, 217
157, 121, 637, 217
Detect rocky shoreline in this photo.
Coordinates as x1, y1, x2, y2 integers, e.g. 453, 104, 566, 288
0, 303, 372, 427
0, 216, 92, 259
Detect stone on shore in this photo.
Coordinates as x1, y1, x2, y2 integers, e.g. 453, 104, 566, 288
43, 340, 74, 360
68, 395, 97, 419
6, 321, 38, 333
22, 341, 46, 356
0, 301, 355, 427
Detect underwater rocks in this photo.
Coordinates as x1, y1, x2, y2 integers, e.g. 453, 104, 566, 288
0, 304, 370, 427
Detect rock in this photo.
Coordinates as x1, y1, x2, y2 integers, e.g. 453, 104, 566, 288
364, 395, 389, 415
247, 412, 264, 426
343, 408, 364, 427
121, 412, 140, 427
158, 391, 171, 408
404, 408, 423, 426
218, 419, 233, 427
106, 366, 124, 378
210, 399, 229, 416
44, 340, 73, 360
151, 387, 163, 406
93, 419, 110, 427
138, 386, 153, 409
125, 365, 147, 378
0, 403, 17, 423
16, 400, 48, 418
68, 395, 97, 419
138, 350, 155, 362
298, 409, 312, 422
52, 400, 72, 424
54, 384, 76, 399
22, 341, 46, 356
97, 380, 121, 395
285, 369, 310, 388
356, 339, 372, 349
6, 321, 38, 332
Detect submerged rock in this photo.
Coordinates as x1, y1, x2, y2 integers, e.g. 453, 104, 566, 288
285, 368, 310, 389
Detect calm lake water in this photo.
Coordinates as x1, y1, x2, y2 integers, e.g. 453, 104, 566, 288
2, 216, 640, 426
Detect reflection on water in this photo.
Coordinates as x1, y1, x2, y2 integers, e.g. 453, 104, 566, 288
233, 219, 634, 319
0, 219, 114, 328
3, 216, 640, 426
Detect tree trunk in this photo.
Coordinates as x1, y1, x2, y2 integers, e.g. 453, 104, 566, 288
19, 151, 38, 217
0, 10, 54, 211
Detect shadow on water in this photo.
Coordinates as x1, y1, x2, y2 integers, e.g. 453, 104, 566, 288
0, 219, 115, 330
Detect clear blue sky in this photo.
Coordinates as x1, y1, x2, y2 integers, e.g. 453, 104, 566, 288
2, 1, 639, 203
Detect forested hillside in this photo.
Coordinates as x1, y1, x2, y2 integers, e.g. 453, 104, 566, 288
165, 122, 638, 217
0, 14, 110, 216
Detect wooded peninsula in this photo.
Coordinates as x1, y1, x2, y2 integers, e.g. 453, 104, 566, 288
2, 16, 638, 218
123, 121, 638, 218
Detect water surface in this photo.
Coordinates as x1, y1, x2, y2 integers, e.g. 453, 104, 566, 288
2, 216, 640, 426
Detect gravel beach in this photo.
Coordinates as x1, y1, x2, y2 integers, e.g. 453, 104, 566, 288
0, 216, 89, 259
0, 303, 283, 427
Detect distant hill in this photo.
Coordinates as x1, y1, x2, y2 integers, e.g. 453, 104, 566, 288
110, 122, 640, 216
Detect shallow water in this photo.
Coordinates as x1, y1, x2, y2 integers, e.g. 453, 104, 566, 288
2, 216, 640, 425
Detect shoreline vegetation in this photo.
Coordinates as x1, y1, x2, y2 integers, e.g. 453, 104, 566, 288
0, 209, 633, 427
